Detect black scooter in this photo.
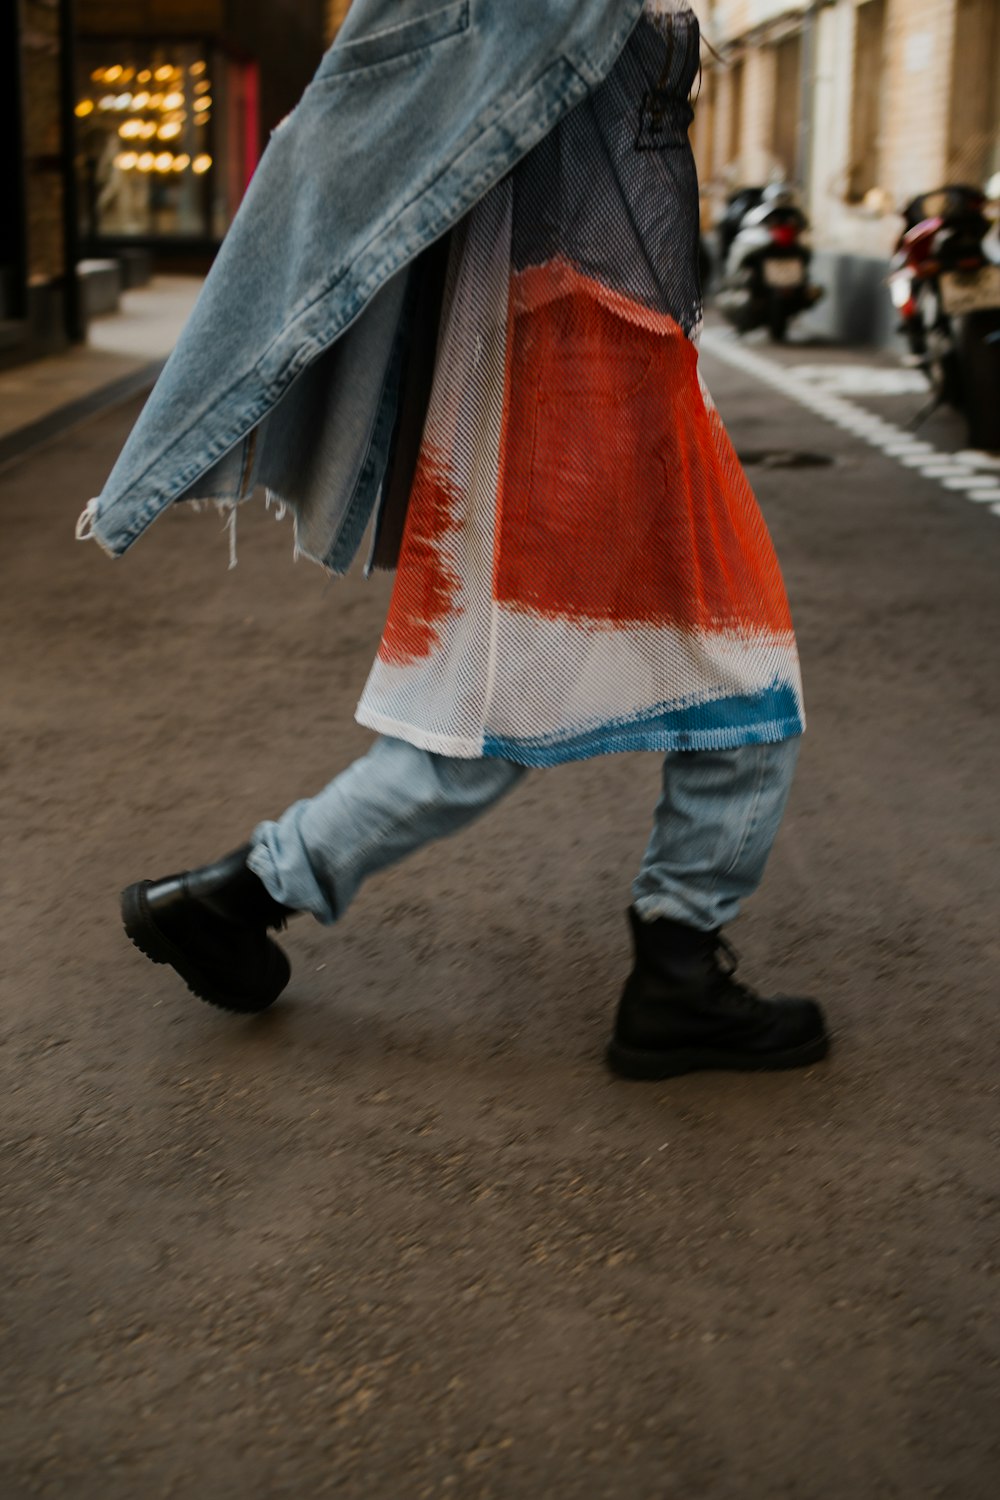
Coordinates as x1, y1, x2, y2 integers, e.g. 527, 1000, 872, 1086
712, 185, 823, 342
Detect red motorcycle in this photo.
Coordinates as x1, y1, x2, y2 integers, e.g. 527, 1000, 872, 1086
888, 185, 1000, 448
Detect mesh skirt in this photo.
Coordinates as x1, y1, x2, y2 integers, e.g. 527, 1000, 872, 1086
357, 3, 804, 766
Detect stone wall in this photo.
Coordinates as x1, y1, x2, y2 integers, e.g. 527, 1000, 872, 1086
21, 0, 65, 283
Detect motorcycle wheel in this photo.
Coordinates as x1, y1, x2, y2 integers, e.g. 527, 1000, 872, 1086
698, 238, 713, 297
928, 346, 964, 409
767, 303, 790, 343
919, 286, 964, 409
904, 317, 927, 360
959, 309, 1000, 450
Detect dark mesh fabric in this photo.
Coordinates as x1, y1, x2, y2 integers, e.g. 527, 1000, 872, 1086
512, 5, 702, 335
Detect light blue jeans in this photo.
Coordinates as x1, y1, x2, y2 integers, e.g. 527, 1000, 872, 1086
248, 735, 800, 933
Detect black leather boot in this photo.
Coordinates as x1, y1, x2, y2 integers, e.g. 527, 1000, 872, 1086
121, 845, 294, 1013
606, 908, 829, 1079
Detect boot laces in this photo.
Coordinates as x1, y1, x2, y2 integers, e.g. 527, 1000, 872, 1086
714, 936, 767, 1013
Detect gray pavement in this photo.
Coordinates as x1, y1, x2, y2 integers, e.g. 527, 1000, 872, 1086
1, 340, 998, 1499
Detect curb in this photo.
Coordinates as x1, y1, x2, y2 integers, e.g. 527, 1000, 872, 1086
0, 357, 165, 473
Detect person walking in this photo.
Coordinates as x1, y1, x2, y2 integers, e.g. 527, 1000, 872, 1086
79, 0, 828, 1079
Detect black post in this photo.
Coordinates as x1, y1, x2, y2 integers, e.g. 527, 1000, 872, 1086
1, 0, 29, 323
58, 0, 85, 342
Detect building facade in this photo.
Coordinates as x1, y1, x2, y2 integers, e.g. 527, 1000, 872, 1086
694, 0, 1000, 342
4, 0, 328, 369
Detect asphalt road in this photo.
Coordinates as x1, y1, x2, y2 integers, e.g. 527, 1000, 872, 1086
2, 335, 998, 1499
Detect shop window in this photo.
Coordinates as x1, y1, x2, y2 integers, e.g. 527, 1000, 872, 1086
771, 32, 803, 182
947, 0, 1000, 184
727, 56, 745, 171
847, 0, 887, 203
75, 40, 259, 243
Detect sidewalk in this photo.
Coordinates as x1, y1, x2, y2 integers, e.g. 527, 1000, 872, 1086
0, 275, 201, 470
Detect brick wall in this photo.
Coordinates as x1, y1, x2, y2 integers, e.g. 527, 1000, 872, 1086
705, 63, 729, 181
741, 42, 779, 180
881, 0, 957, 201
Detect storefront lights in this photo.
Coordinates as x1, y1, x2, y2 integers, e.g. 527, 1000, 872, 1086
111, 149, 206, 174
81, 47, 230, 236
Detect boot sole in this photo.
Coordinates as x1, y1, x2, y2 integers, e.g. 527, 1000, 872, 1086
121, 881, 291, 1014
605, 1031, 830, 1080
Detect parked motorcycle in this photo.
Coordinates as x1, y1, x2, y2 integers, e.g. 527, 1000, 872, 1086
713, 184, 824, 342
888, 184, 1000, 448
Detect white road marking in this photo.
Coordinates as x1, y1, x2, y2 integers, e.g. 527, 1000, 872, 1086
785, 364, 930, 397
941, 476, 1000, 492
700, 328, 1000, 522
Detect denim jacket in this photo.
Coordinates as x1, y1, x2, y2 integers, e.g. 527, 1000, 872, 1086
81, 0, 645, 569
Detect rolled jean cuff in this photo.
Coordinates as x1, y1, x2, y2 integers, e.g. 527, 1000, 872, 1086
248, 813, 339, 925
247, 738, 526, 927
630, 893, 724, 932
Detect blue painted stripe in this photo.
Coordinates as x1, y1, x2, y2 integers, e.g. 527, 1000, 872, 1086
483, 678, 803, 768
